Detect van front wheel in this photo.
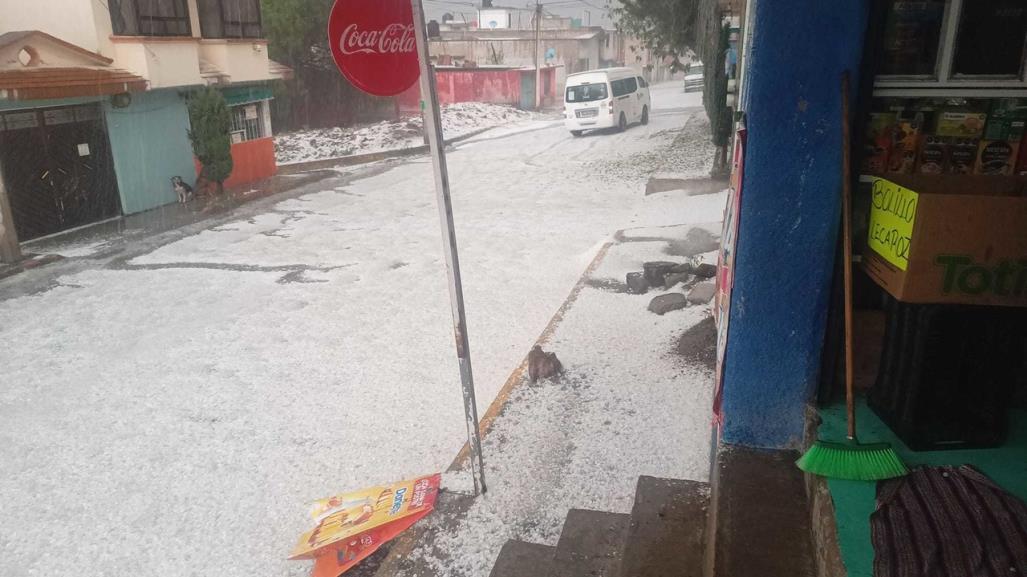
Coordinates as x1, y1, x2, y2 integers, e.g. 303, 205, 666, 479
570, 130, 583, 137
641, 106, 649, 125
618, 113, 627, 132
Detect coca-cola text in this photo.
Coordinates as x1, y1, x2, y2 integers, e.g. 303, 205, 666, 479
339, 23, 415, 56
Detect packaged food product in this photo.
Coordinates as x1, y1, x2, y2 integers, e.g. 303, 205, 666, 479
916, 135, 948, 174
935, 111, 988, 138
947, 138, 979, 174
862, 112, 896, 174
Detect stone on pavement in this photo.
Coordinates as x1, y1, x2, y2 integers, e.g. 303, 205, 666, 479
648, 293, 688, 315
626, 271, 650, 294
693, 263, 717, 279
663, 272, 691, 290
643, 261, 678, 286
686, 282, 716, 304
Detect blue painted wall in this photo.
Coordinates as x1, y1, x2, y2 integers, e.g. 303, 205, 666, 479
104, 89, 196, 215
721, 0, 870, 449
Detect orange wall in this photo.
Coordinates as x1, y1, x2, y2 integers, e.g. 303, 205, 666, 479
194, 137, 277, 188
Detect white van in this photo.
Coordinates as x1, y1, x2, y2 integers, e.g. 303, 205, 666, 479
563, 67, 652, 136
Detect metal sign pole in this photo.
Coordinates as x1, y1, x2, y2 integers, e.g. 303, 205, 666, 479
410, 0, 487, 496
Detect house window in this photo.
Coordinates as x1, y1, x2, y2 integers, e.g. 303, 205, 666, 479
873, 0, 1027, 91
198, 0, 263, 39
229, 101, 267, 142
951, 0, 1027, 77
110, 0, 192, 37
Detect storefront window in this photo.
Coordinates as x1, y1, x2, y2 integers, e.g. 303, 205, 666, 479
110, 0, 192, 37
198, 0, 263, 39
876, 0, 946, 76
952, 0, 1027, 77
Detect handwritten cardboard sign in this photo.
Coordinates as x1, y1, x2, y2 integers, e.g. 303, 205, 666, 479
867, 177, 919, 271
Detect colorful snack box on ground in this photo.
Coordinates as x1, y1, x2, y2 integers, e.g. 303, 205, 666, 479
862, 112, 896, 174
917, 135, 948, 175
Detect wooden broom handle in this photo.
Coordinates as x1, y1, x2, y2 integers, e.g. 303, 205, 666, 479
841, 71, 856, 440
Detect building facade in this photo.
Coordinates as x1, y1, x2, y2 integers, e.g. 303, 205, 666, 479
0, 0, 289, 248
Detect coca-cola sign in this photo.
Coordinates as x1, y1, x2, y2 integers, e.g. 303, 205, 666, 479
328, 0, 420, 96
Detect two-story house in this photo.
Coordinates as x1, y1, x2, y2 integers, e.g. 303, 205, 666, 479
0, 0, 290, 244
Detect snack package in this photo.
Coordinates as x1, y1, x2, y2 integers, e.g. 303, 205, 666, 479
935, 111, 988, 138
917, 134, 948, 175
888, 113, 923, 174
947, 138, 979, 174
862, 112, 896, 174
975, 140, 1021, 175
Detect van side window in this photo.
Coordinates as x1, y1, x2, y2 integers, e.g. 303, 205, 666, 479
637, 77, 648, 88
611, 78, 637, 97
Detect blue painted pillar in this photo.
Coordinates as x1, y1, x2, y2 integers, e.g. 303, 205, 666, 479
721, 0, 870, 449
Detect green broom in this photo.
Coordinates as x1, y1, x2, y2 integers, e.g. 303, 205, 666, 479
797, 72, 907, 482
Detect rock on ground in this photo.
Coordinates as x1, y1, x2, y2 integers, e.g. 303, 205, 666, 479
626, 272, 650, 294
686, 282, 717, 304
649, 293, 688, 315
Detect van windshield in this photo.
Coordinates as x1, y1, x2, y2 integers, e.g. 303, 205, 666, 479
566, 83, 608, 103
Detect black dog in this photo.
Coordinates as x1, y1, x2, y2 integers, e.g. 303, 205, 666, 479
171, 176, 194, 204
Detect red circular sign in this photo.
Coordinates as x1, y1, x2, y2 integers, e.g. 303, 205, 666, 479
328, 0, 420, 97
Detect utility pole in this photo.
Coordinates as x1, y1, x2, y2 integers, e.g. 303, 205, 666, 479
411, 0, 488, 497
0, 159, 21, 264
534, 0, 542, 109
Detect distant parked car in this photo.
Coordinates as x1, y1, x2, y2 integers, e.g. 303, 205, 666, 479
684, 63, 704, 93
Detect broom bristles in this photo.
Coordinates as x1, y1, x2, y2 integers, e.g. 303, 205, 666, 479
797, 440, 907, 481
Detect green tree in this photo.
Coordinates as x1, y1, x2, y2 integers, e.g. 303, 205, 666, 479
187, 87, 234, 193
612, 0, 700, 67
260, 0, 331, 66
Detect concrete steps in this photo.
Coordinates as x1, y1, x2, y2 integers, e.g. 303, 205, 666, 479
710, 446, 817, 577
490, 541, 557, 577
489, 447, 818, 577
620, 477, 710, 577
489, 476, 710, 577
551, 509, 631, 577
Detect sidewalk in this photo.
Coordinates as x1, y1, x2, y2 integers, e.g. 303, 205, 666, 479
350, 181, 728, 577
0, 168, 334, 281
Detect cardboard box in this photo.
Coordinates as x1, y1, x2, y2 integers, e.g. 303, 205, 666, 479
862, 174, 1027, 307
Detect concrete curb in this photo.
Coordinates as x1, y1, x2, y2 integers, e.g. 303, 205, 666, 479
360, 238, 617, 577
446, 238, 616, 473
275, 126, 497, 175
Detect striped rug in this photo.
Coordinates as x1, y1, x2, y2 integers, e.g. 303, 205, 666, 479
872, 465, 1027, 577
